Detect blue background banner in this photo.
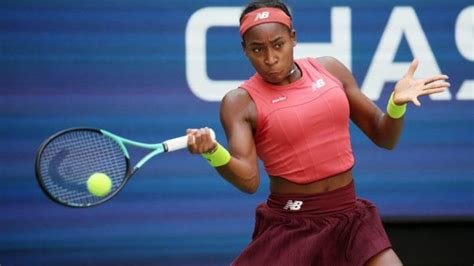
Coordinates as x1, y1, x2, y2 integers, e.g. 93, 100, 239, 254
1, 0, 473, 265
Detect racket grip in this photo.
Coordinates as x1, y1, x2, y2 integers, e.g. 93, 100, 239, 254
164, 128, 216, 152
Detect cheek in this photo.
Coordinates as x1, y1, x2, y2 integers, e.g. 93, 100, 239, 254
282, 45, 294, 58
248, 56, 264, 70
277, 48, 293, 65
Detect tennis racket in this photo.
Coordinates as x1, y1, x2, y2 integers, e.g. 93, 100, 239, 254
35, 127, 215, 208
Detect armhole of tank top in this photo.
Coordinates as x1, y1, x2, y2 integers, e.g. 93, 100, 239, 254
306, 57, 344, 89
238, 86, 263, 138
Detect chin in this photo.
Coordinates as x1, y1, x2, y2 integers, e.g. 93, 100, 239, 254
263, 77, 279, 85
263, 74, 285, 85
270, 77, 289, 85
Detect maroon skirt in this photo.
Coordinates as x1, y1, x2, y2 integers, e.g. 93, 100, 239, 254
231, 181, 391, 266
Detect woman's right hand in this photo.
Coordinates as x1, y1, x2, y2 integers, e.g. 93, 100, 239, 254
186, 127, 217, 154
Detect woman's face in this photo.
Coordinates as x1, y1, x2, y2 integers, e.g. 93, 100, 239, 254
242, 23, 296, 85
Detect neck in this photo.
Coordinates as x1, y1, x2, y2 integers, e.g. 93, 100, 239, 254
286, 63, 300, 83
288, 64, 297, 76
264, 63, 301, 86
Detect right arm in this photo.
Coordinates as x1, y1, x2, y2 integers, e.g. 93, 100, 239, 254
188, 88, 259, 194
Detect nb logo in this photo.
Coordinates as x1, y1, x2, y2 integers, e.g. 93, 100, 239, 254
312, 78, 325, 91
255, 11, 270, 21
284, 200, 303, 211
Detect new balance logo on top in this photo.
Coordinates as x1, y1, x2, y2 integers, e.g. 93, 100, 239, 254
255, 11, 270, 21
284, 200, 303, 211
311, 78, 325, 91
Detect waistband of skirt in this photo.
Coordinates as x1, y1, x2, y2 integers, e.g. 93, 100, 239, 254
266, 180, 356, 216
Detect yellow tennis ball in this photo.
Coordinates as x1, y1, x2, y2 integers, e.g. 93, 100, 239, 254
87, 172, 112, 197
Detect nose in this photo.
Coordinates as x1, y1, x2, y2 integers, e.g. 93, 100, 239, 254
264, 49, 278, 65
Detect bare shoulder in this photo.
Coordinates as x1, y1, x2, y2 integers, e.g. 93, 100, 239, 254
315, 56, 357, 90
222, 87, 253, 106
315, 56, 349, 75
220, 88, 257, 128
221, 88, 255, 116
315, 56, 339, 65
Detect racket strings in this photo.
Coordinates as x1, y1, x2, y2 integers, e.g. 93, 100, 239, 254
38, 130, 127, 207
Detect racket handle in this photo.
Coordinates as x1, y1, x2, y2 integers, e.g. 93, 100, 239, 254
164, 128, 216, 152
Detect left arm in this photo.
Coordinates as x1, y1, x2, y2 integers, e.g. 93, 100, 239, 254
318, 57, 449, 149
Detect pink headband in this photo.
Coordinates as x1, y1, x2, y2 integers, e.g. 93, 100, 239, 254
239, 7, 292, 37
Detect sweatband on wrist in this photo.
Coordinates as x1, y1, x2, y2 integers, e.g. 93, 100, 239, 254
201, 143, 231, 167
386, 92, 407, 119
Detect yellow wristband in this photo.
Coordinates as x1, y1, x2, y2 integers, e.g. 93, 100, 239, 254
201, 143, 231, 167
386, 92, 407, 119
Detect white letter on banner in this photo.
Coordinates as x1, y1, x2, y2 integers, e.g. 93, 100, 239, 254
185, 7, 351, 102
294, 7, 352, 71
185, 7, 242, 102
455, 6, 474, 100
361, 7, 451, 101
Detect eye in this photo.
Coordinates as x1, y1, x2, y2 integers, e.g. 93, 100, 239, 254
274, 42, 284, 49
252, 47, 263, 53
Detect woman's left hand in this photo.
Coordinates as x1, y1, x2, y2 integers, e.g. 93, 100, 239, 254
393, 58, 450, 106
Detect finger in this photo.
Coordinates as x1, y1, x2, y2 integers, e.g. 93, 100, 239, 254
423, 74, 449, 84
196, 129, 206, 150
200, 127, 209, 137
196, 128, 209, 153
187, 128, 197, 138
204, 127, 216, 142
187, 134, 196, 145
423, 81, 450, 91
405, 58, 419, 78
201, 127, 214, 148
187, 135, 198, 153
186, 129, 198, 152
186, 128, 198, 136
194, 129, 202, 143
412, 96, 421, 107
199, 129, 208, 151
187, 135, 196, 154
190, 131, 204, 153
419, 87, 448, 96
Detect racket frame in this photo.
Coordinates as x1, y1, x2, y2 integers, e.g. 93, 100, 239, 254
34, 127, 192, 208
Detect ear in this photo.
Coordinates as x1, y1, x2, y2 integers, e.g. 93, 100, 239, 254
290, 29, 297, 47
241, 40, 249, 57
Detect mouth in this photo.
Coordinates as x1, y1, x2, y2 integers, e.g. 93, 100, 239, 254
267, 70, 283, 77
263, 70, 286, 84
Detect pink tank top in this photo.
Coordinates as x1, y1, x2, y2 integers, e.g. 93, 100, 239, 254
239, 58, 354, 184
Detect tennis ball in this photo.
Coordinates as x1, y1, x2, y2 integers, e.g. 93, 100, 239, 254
87, 172, 112, 197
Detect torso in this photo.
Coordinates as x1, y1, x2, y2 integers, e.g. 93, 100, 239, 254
270, 170, 353, 194
241, 57, 354, 194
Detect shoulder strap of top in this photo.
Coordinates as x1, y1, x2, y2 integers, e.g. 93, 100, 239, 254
305, 57, 344, 88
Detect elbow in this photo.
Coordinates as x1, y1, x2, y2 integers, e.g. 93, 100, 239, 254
239, 174, 259, 194
372, 131, 401, 150
240, 186, 258, 194
244, 183, 258, 194
376, 139, 399, 150
218, 166, 260, 194
382, 143, 396, 150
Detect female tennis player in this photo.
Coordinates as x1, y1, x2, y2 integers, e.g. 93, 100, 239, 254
187, 0, 449, 265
